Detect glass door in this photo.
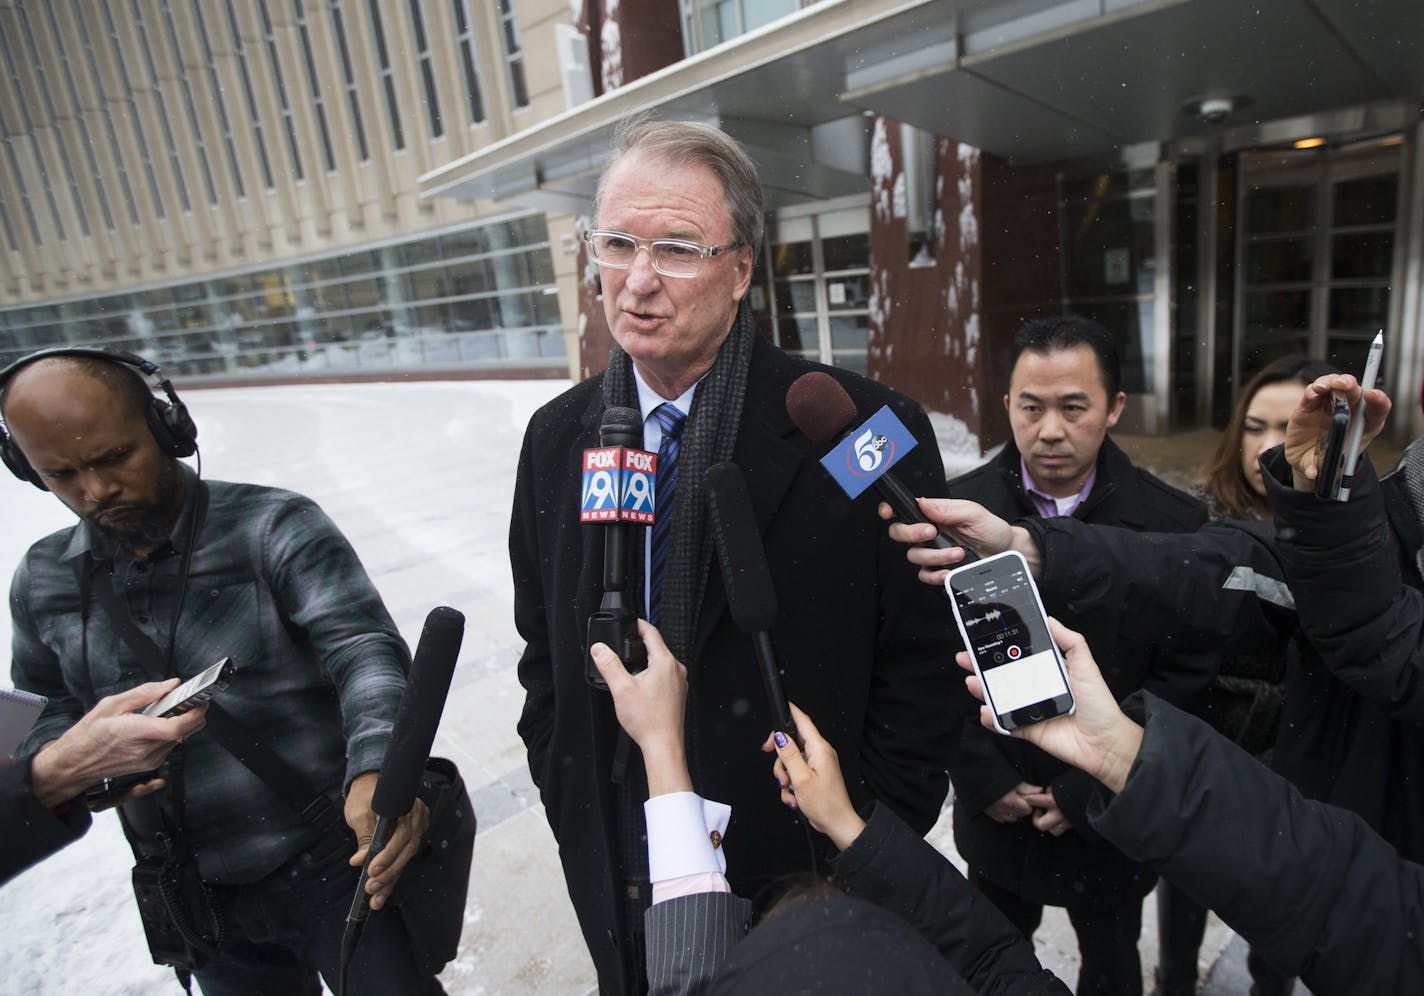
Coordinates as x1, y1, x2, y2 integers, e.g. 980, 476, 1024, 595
1235, 136, 1402, 383
751, 198, 871, 373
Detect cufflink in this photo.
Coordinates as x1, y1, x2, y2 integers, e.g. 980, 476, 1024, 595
709, 830, 722, 850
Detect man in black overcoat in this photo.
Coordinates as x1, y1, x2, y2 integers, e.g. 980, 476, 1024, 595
509, 119, 958, 994
943, 316, 1215, 996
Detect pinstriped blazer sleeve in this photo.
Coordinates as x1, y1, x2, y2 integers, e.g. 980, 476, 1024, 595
645, 891, 755, 996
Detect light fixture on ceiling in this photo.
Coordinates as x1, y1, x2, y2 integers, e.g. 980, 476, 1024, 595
1294, 137, 1326, 149
1181, 94, 1253, 125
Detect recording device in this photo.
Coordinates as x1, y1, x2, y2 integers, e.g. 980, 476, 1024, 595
83, 659, 236, 807
1313, 396, 1351, 500
139, 657, 235, 717
342, 606, 465, 990
945, 551, 1074, 734
705, 461, 795, 735
585, 406, 652, 686
786, 372, 965, 555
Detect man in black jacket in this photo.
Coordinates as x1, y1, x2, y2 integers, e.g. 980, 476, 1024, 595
944, 316, 1214, 996
511, 118, 956, 994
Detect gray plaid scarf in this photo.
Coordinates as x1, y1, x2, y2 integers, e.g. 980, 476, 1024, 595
601, 300, 756, 663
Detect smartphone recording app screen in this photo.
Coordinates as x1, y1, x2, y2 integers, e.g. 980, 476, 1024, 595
952, 567, 1069, 715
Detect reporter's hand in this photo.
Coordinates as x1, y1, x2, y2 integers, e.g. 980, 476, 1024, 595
591, 620, 692, 797
762, 703, 865, 851
1022, 789, 1073, 837
29, 679, 209, 809
1283, 374, 1392, 491
984, 782, 1042, 823
346, 770, 431, 910
959, 617, 1142, 793
879, 498, 1039, 586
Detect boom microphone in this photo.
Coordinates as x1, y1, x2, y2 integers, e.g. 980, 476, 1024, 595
786, 371, 958, 552
706, 462, 794, 735
341, 606, 464, 993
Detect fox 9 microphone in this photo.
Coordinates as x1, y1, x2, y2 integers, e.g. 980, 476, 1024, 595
341, 606, 464, 992
706, 462, 795, 735
786, 371, 964, 555
585, 406, 650, 686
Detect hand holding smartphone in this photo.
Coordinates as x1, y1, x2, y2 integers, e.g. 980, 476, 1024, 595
946, 551, 1074, 734
84, 658, 235, 807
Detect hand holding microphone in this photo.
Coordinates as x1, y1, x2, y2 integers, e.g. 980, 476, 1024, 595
786, 372, 969, 557
346, 607, 464, 920
584, 406, 654, 685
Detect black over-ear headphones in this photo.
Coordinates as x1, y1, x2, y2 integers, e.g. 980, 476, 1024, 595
0, 346, 199, 491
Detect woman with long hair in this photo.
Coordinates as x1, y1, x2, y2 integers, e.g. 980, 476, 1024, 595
1153, 353, 1333, 996
1199, 354, 1337, 520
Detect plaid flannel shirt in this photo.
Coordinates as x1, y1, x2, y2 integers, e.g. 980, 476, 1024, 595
11, 464, 409, 883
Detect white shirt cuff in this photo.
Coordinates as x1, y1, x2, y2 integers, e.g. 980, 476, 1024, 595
644, 791, 731, 883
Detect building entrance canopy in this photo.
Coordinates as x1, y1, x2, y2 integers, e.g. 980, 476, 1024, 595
421, 0, 1424, 213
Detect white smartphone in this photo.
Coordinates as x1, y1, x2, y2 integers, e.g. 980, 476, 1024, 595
139, 657, 235, 718
945, 551, 1074, 734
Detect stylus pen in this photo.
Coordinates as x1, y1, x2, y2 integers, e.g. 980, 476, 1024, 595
1337, 330, 1384, 502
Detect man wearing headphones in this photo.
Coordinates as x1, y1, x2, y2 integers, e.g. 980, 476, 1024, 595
1, 350, 442, 994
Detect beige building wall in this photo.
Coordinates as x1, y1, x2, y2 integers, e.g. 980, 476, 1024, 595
0, 0, 585, 349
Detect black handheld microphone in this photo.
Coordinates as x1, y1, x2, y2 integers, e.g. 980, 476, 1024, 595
706, 462, 819, 871
706, 461, 794, 735
786, 372, 967, 556
341, 606, 464, 992
586, 406, 648, 685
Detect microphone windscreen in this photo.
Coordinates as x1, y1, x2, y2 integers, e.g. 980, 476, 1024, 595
600, 405, 643, 449
786, 372, 858, 443
706, 462, 779, 634
371, 606, 465, 819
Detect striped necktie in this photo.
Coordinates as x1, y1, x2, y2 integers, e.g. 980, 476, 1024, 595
648, 403, 686, 626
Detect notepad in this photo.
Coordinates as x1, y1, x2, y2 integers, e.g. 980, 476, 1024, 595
0, 688, 47, 757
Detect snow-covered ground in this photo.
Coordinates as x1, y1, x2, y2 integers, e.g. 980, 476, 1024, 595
1, 379, 1228, 994
1, 380, 586, 995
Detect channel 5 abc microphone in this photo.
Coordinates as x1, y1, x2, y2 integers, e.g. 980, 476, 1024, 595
581, 406, 657, 686
786, 371, 966, 557
343, 607, 464, 958
705, 461, 794, 736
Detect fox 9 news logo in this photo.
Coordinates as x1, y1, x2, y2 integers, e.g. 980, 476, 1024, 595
581, 447, 621, 522
620, 448, 656, 524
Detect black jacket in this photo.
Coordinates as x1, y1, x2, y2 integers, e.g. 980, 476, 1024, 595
1265, 447, 1424, 856
1094, 692, 1424, 995
944, 437, 1212, 904
511, 334, 960, 993
1025, 447, 1424, 862
0, 758, 90, 885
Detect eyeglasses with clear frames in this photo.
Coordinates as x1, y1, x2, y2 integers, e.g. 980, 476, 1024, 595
583, 229, 745, 278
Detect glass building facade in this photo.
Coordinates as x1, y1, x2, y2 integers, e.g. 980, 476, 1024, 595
0, 213, 564, 378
